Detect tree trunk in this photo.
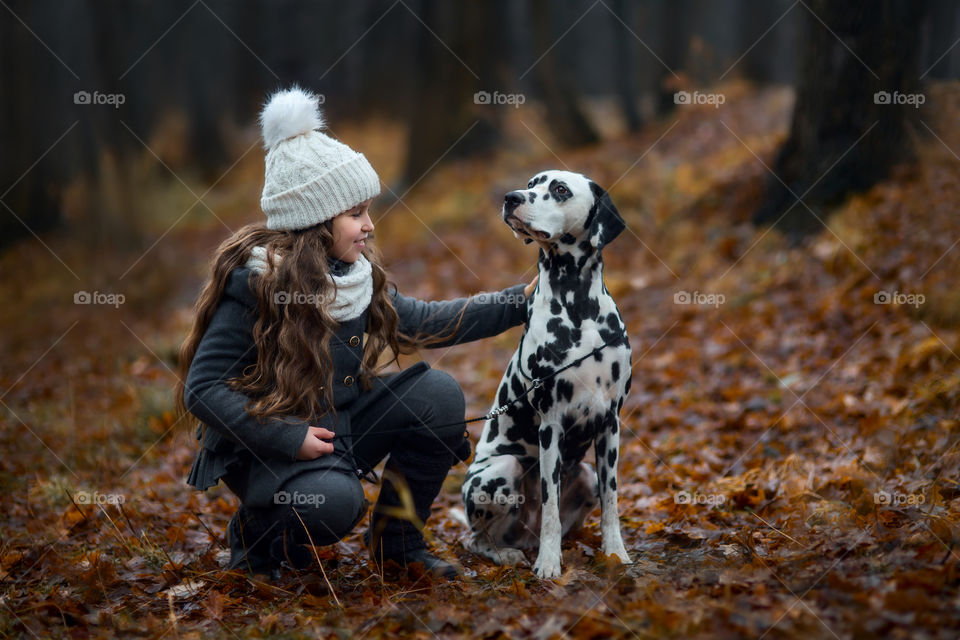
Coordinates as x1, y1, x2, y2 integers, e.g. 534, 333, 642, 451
612, 0, 643, 132
528, 0, 599, 147
402, 0, 502, 188
753, 0, 928, 237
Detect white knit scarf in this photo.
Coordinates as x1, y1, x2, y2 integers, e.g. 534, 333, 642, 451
245, 246, 373, 321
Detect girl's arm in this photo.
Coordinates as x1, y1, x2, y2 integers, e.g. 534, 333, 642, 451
391, 282, 531, 348
183, 269, 311, 461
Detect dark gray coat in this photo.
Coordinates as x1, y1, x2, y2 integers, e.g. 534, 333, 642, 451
184, 266, 527, 507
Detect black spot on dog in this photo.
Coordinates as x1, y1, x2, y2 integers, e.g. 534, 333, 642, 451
539, 427, 552, 449
607, 448, 617, 467
608, 477, 617, 491
555, 379, 574, 403
486, 416, 499, 441
549, 180, 573, 203
527, 191, 537, 204
481, 477, 508, 497
552, 464, 561, 484
611, 362, 620, 382
471, 476, 482, 487
540, 478, 548, 499
511, 375, 526, 398
559, 232, 576, 244
550, 300, 562, 315
543, 193, 550, 201
494, 442, 528, 457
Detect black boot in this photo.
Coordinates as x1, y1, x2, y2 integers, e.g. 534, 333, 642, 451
366, 448, 459, 579
268, 530, 314, 576
227, 505, 275, 575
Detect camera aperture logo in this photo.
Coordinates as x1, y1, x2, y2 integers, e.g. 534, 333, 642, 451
674, 290, 725, 308
274, 490, 326, 506
674, 490, 726, 506
873, 91, 925, 108
473, 291, 527, 307
874, 490, 924, 506
74, 291, 125, 308
75, 490, 125, 505
474, 90, 526, 108
674, 91, 725, 108
74, 90, 125, 109
274, 290, 329, 306
874, 290, 924, 308
476, 492, 525, 506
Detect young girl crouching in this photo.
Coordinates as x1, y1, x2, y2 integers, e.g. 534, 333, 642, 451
175, 87, 534, 579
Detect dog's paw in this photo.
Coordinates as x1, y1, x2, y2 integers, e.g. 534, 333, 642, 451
532, 554, 562, 579
602, 541, 631, 565
466, 535, 528, 566
495, 547, 528, 566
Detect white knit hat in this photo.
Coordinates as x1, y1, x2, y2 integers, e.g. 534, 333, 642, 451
258, 87, 381, 230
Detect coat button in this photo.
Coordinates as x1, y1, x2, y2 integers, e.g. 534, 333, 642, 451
349, 335, 361, 347
343, 375, 355, 387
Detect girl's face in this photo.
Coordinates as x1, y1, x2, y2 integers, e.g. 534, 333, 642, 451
330, 200, 374, 263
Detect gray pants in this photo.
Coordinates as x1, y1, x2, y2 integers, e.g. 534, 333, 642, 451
225, 366, 467, 549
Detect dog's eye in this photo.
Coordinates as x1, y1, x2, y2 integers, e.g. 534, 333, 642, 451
556, 185, 568, 195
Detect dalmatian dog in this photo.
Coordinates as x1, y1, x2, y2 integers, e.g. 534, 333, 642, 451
462, 170, 632, 579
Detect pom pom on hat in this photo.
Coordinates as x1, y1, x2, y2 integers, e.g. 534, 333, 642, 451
258, 86, 381, 230
259, 86, 326, 150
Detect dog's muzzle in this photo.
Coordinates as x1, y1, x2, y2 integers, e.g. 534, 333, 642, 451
503, 191, 549, 243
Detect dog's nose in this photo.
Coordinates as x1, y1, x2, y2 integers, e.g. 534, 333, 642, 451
504, 191, 525, 213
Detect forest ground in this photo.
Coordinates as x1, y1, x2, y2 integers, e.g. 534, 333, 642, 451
2, 81, 960, 638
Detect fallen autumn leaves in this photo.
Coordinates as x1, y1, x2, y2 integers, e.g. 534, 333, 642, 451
2, 81, 959, 638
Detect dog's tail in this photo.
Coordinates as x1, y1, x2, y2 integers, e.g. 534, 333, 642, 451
447, 507, 469, 527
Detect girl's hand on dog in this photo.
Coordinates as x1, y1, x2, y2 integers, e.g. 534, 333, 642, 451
297, 426, 336, 460
524, 275, 539, 299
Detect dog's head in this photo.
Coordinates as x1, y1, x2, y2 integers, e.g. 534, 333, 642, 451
502, 170, 625, 251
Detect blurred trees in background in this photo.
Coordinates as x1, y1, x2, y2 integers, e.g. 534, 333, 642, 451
752, 0, 931, 236
2, 0, 957, 252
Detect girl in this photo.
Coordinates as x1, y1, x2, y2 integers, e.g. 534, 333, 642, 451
175, 87, 536, 580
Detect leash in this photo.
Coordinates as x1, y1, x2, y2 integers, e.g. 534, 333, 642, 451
337, 334, 625, 482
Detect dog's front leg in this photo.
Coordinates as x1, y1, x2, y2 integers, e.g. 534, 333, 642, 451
596, 416, 631, 563
533, 423, 563, 579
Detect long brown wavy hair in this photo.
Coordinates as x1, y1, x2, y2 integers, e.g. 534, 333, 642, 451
173, 219, 465, 433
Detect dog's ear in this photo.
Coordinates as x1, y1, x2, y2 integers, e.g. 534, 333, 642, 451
587, 182, 625, 250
